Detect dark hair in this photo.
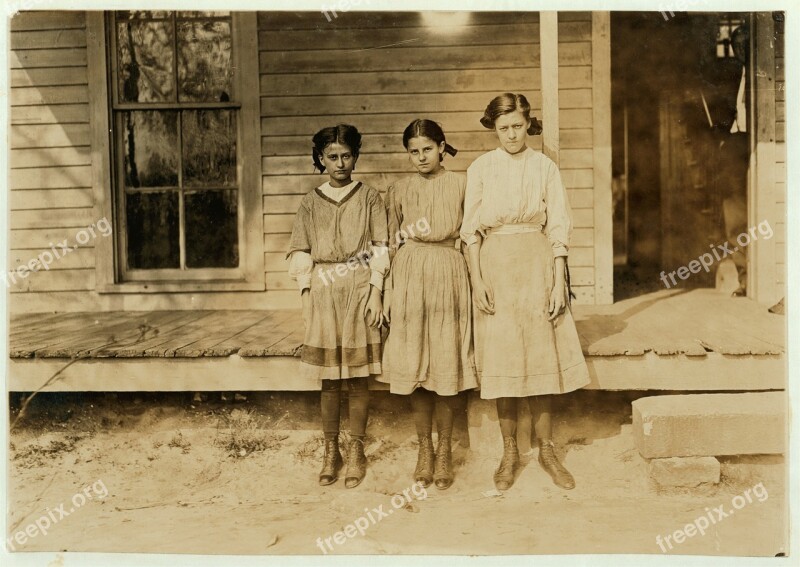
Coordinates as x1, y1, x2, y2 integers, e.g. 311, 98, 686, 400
402, 119, 458, 160
312, 124, 362, 172
480, 93, 543, 135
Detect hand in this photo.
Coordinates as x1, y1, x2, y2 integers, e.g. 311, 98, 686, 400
301, 289, 311, 327
548, 281, 566, 321
472, 277, 495, 315
382, 291, 392, 325
364, 287, 383, 328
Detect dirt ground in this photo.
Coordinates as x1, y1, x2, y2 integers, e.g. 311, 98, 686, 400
7, 390, 787, 557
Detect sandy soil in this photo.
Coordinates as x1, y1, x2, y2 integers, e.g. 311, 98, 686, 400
7, 391, 787, 556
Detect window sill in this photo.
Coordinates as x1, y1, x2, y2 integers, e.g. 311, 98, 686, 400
97, 281, 266, 294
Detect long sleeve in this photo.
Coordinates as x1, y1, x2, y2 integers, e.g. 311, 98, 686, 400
368, 188, 389, 291
368, 244, 390, 291
460, 161, 484, 246
386, 182, 402, 256
542, 161, 573, 257
288, 251, 313, 292
383, 183, 402, 295
287, 198, 312, 257
287, 197, 314, 291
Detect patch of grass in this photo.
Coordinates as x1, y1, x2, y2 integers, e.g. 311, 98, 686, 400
294, 435, 325, 462
13, 434, 82, 467
215, 409, 286, 458
168, 431, 192, 454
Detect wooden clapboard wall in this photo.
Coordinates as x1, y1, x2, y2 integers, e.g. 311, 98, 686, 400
557, 12, 599, 303
7, 11, 609, 311
259, 11, 602, 303
9, 12, 95, 295
774, 16, 786, 300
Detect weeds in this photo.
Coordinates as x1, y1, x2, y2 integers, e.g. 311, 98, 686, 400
13, 434, 83, 467
168, 431, 191, 454
215, 409, 286, 458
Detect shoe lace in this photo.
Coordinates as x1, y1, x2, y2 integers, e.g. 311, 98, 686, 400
539, 440, 559, 466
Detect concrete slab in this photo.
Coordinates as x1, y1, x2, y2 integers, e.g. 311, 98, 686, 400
632, 392, 786, 458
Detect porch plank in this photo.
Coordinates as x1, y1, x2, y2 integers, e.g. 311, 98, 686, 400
33, 312, 149, 358
100, 312, 215, 358
658, 291, 782, 355
203, 311, 294, 357
266, 324, 305, 357
172, 311, 273, 357
8, 290, 784, 385
239, 311, 304, 356
234, 311, 303, 356
28, 312, 187, 358
10, 311, 69, 337
11, 312, 125, 356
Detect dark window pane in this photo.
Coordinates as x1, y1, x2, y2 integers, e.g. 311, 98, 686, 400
117, 21, 175, 102
177, 11, 231, 18
177, 21, 233, 102
123, 111, 179, 187
126, 192, 180, 269
185, 190, 239, 268
117, 11, 173, 19
182, 110, 237, 187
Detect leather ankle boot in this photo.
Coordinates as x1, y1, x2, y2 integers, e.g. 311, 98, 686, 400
319, 437, 342, 486
433, 433, 453, 490
414, 435, 435, 487
538, 439, 575, 490
493, 436, 519, 491
345, 438, 367, 488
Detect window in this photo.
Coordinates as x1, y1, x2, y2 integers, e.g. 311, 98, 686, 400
103, 11, 263, 288
716, 16, 747, 58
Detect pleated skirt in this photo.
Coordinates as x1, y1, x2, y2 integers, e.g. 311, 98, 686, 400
379, 240, 479, 395
474, 231, 590, 399
301, 262, 382, 380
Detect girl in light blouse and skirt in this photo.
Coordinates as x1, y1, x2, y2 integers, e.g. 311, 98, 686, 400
460, 93, 590, 491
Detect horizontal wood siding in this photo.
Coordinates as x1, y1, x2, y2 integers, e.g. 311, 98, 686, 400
260, 11, 537, 292
8, 11, 607, 312
260, 11, 600, 303
558, 12, 596, 302
774, 17, 786, 297
8, 11, 95, 295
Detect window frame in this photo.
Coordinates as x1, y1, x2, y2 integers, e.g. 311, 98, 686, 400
86, 11, 264, 293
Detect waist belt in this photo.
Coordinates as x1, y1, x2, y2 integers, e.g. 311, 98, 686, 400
486, 222, 543, 235
403, 238, 458, 248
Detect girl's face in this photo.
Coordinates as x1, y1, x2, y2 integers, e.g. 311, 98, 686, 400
321, 142, 357, 186
494, 110, 530, 155
406, 136, 445, 175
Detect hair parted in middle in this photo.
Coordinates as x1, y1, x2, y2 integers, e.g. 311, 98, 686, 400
402, 118, 458, 160
480, 93, 543, 135
311, 124, 363, 172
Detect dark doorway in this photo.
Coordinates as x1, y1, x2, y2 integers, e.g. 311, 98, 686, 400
610, 12, 751, 300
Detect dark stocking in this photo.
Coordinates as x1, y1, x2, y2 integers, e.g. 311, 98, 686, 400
435, 394, 457, 441
410, 388, 435, 438
527, 395, 553, 441
346, 377, 370, 441
321, 379, 342, 441
496, 397, 518, 438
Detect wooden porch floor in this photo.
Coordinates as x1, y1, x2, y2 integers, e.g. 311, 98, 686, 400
8, 289, 786, 392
